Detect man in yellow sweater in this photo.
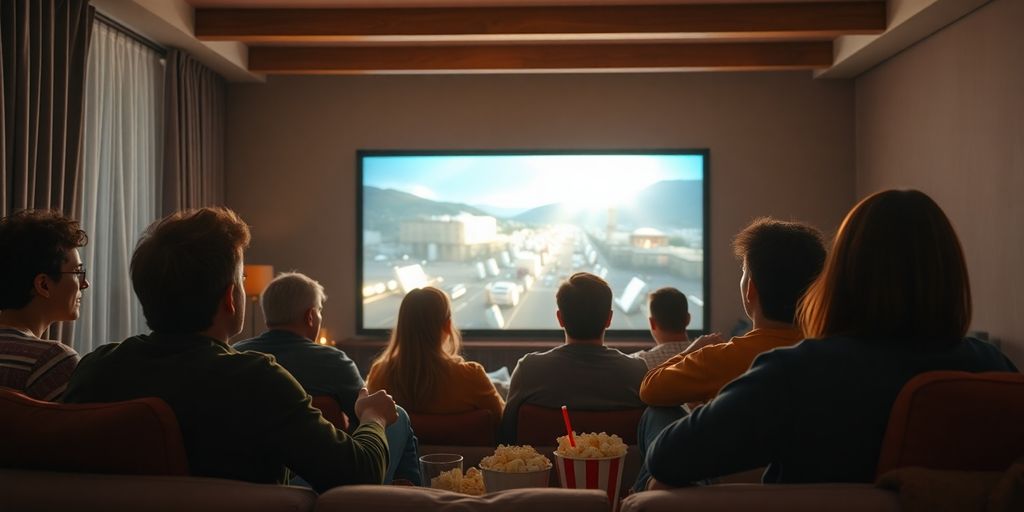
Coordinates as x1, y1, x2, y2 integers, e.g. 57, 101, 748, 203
632, 217, 826, 491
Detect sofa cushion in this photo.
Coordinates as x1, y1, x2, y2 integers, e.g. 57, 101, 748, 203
316, 485, 610, 512
619, 483, 900, 512
0, 468, 317, 512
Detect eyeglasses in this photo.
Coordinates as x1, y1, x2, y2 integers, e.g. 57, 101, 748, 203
60, 267, 87, 281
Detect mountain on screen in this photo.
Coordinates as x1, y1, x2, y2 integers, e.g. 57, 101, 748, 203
363, 186, 489, 233
513, 180, 703, 230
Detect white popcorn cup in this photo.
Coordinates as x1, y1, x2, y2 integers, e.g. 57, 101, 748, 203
553, 452, 626, 507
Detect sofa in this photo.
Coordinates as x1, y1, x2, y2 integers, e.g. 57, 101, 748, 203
1, 468, 906, 512
0, 468, 611, 512
619, 483, 901, 511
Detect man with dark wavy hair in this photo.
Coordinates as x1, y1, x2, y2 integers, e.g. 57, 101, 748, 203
65, 207, 396, 491
0, 210, 89, 401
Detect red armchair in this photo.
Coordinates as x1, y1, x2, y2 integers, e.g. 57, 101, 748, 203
876, 370, 1024, 476
408, 409, 496, 446
0, 388, 188, 475
516, 403, 644, 446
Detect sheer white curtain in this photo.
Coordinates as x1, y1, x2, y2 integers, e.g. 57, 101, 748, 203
74, 22, 163, 354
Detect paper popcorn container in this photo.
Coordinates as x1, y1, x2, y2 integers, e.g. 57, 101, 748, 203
481, 467, 551, 492
553, 452, 626, 505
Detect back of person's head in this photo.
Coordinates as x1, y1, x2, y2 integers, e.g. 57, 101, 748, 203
557, 272, 613, 340
131, 207, 250, 334
374, 287, 462, 408
798, 189, 971, 347
0, 210, 88, 310
648, 287, 689, 332
261, 272, 326, 326
733, 217, 826, 324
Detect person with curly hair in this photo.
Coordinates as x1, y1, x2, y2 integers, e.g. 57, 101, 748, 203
0, 210, 89, 400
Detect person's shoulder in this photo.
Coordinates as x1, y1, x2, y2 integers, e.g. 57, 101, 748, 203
218, 342, 284, 372
0, 331, 78, 357
628, 346, 650, 358
687, 337, 761, 364
217, 349, 311, 393
308, 342, 354, 359
231, 337, 261, 352
961, 337, 1001, 354
227, 345, 279, 364
85, 334, 142, 356
37, 338, 79, 359
613, 348, 650, 373
516, 346, 559, 366
454, 359, 488, 376
744, 336, 823, 369
960, 337, 1017, 369
603, 345, 649, 364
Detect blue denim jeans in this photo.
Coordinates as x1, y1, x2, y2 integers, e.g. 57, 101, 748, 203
386, 406, 422, 485
632, 406, 688, 492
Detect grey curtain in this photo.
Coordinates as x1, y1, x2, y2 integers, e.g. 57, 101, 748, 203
162, 49, 225, 213
1, 0, 93, 215
1, 0, 93, 345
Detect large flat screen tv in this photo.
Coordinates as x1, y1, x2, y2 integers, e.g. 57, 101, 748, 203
357, 150, 709, 338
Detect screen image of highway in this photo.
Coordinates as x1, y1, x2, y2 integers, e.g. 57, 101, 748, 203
360, 153, 705, 332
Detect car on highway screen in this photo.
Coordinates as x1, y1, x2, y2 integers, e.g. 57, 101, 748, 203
358, 150, 707, 337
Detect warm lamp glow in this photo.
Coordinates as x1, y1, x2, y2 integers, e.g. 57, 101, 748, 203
243, 265, 275, 298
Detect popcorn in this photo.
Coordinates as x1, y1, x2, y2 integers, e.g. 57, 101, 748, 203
429, 468, 462, 492
555, 432, 628, 458
461, 467, 486, 496
430, 467, 486, 496
480, 444, 553, 472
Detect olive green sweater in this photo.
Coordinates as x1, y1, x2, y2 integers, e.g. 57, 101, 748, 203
64, 332, 387, 492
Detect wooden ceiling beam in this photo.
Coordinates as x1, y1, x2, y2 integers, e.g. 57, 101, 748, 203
197, 2, 885, 43
248, 42, 833, 74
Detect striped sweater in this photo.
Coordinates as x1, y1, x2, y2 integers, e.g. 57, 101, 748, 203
0, 327, 79, 401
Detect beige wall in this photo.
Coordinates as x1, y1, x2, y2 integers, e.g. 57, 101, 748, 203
225, 72, 854, 342
855, 0, 1024, 366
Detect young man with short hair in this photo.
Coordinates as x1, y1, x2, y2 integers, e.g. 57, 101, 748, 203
632, 217, 826, 491
500, 272, 648, 443
0, 211, 89, 401
64, 208, 396, 491
631, 287, 692, 370
639, 218, 826, 407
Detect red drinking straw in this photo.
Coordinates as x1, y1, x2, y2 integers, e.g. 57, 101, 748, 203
561, 405, 577, 447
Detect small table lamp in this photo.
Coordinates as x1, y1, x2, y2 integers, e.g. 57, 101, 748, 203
243, 264, 275, 337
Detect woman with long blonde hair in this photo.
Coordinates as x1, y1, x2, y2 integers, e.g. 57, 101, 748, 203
644, 189, 1017, 488
367, 287, 504, 426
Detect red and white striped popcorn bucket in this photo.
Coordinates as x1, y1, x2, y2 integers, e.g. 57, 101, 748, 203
553, 452, 626, 508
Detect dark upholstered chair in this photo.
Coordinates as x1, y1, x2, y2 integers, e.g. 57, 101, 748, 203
0, 388, 188, 475
876, 371, 1024, 476
516, 403, 644, 446
408, 409, 496, 446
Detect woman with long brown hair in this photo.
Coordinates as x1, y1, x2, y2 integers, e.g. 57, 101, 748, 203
366, 287, 504, 427
645, 189, 1017, 488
